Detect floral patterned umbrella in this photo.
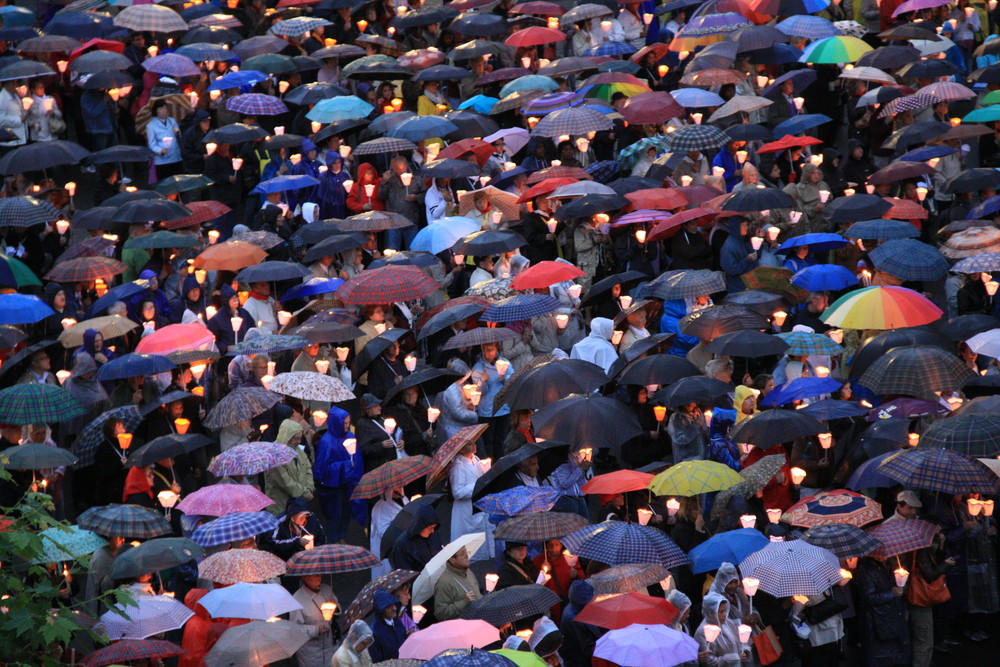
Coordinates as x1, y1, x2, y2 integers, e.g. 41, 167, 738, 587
208, 442, 297, 477
203, 387, 282, 429
782, 489, 883, 528
267, 371, 356, 402
198, 548, 287, 584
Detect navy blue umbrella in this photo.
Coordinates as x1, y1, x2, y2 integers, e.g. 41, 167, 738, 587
846, 451, 902, 490
722, 187, 794, 212
562, 521, 690, 569
426, 650, 517, 667
842, 219, 919, 240
481, 294, 561, 323
725, 124, 774, 142
250, 174, 320, 195
763, 68, 817, 97
44, 12, 115, 39
791, 264, 859, 292
388, 115, 460, 142
236, 261, 311, 283
773, 113, 832, 138
96, 353, 177, 382
822, 194, 893, 223
88, 280, 150, 317
898, 145, 956, 162
745, 43, 803, 65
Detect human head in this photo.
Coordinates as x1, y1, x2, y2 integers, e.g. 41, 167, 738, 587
448, 546, 471, 570
896, 490, 922, 519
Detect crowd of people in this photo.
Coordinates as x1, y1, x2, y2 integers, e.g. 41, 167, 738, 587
5, 0, 1000, 665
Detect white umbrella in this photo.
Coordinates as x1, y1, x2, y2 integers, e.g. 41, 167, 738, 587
739, 540, 843, 597
483, 128, 531, 157
550, 182, 617, 199
967, 329, 1000, 359
198, 582, 303, 620
910, 36, 955, 56
412, 532, 486, 605
204, 620, 310, 667
101, 595, 194, 639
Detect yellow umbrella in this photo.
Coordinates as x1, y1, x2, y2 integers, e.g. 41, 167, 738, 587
648, 460, 742, 497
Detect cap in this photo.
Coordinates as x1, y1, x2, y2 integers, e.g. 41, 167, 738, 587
361, 393, 382, 410
897, 490, 922, 508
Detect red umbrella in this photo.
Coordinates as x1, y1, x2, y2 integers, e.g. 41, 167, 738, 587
620, 91, 685, 126
416, 295, 491, 329
135, 323, 216, 355
336, 266, 439, 304
581, 469, 655, 494
439, 138, 494, 167
573, 592, 678, 630
511, 0, 566, 14
163, 200, 232, 229
84, 639, 185, 667
517, 177, 579, 203
510, 260, 585, 290
505, 27, 567, 47
526, 165, 592, 184
647, 207, 718, 242
630, 43, 671, 64
883, 197, 929, 220
625, 187, 688, 211
45, 256, 125, 282
757, 134, 824, 154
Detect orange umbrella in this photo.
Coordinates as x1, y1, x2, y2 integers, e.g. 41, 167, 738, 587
573, 592, 678, 630
194, 241, 268, 271
439, 138, 493, 167
581, 469, 655, 494
509, 260, 585, 290
135, 323, 215, 355
630, 43, 671, 64
517, 177, 578, 204
757, 134, 824, 153
883, 197, 929, 220
625, 188, 688, 212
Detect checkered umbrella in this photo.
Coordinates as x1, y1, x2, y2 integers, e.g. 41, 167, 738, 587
643, 269, 726, 300
163, 200, 232, 229
442, 328, 520, 352
586, 563, 670, 595
919, 414, 1000, 458
739, 541, 843, 597
227, 93, 288, 116
113, 4, 188, 31
843, 219, 919, 241
101, 596, 194, 640
679, 304, 769, 339
344, 569, 419, 628
776, 14, 838, 39
729, 410, 825, 449
783, 489, 883, 528
73, 406, 143, 467
474, 486, 560, 516
355, 137, 419, 155
494, 511, 588, 542
869, 239, 948, 281
191, 512, 279, 547
84, 639, 185, 667
340, 211, 414, 231
227, 335, 310, 356
462, 585, 562, 627
649, 460, 742, 496
45, 256, 125, 282
0, 383, 84, 424
336, 266, 439, 304
481, 294, 561, 323
286, 544, 380, 575
562, 522, 689, 569
859, 345, 974, 396
531, 107, 612, 137
198, 549, 287, 584
426, 423, 491, 488
867, 518, 940, 559
271, 16, 330, 36
0, 196, 60, 227
664, 125, 729, 152
586, 160, 621, 183
204, 387, 282, 429
175, 483, 275, 516
352, 455, 433, 499
208, 442, 297, 477
802, 523, 883, 559
143, 53, 200, 78
776, 332, 844, 356
877, 448, 998, 494
77, 504, 171, 539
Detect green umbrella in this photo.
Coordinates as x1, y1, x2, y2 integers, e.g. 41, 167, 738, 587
122, 231, 201, 250
109, 537, 204, 579
154, 174, 214, 196
0, 253, 41, 288
32, 525, 107, 564
0, 384, 85, 425
242, 53, 297, 75
1, 442, 78, 469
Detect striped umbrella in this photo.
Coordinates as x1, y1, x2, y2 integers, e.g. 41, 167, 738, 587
191, 512, 279, 547
198, 549, 287, 584
776, 15, 837, 39
799, 35, 872, 63
802, 523, 883, 559
739, 541, 843, 597
101, 595, 194, 640
522, 91, 584, 115
562, 522, 689, 569
821, 286, 942, 329
77, 504, 171, 539
859, 345, 974, 396
493, 511, 589, 542
867, 518, 940, 559
208, 442, 297, 477
878, 448, 998, 494
782, 489, 883, 528
531, 107, 612, 137
286, 544, 380, 575
351, 456, 433, 499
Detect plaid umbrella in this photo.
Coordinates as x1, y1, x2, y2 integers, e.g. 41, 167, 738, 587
208, 442, 296, 477
102, 595, 194, 640
427, 423, 490, 488
72, 406, 143, 467
777, 14, 838, 38
474, 486, 560, 516
493, 511, 588, 542
113, 4, 188, 31
344, 569, 419, 628
648, 460, 742, 496
869, 239, 948, 281
562, 522, 689, 569
531, 107, 612, 137
783, 489, 883, 528
162, 200, 232, 229
843, 219, 919, 241
191, 512, 279, 548
586, 160, 621, 183
878, 448, 998, 494
586, 563, 670, 595
729, 410, 825, 449
204, 387, 282, 429
462, 585, 561, 627
664, 125, 729, 152
268, 372, 355, 402
336, 266, 439, 304
858, 345, 974, 396
802, 523, 883, 559
775, 332, 843, 356
227, 93, 288, 116
175, 483, 275, 516
84, 639, 185, 667
867, 518, 940, 559
442, 326, 520, 350
0, 383, 84, 425
77, 504, 171, 539
351, 456, 433, 499
227, 335, 310, 356
679, 305, 769, 339
739, 541, 843, 597
481, 294, 560, 323
643, 270, 726, 301
286, 544, 380, 575
0, 196, 60, 227
355, 137, 419, 156
919, 414, 1000, 458
198, 549, 287, 584
45, 256, 126, 282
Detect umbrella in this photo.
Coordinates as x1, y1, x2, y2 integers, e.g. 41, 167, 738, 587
760, 377, 844, 406
843, 219, 919, 240
101, 595, 194, 640
574, 592, 679, 630
0, 294, 53, 325
653, 376, 732, 408
190, 512, 279, 548
114, 3, 187, 31
399, 620, 501, 660
95, 353, 176, 381
642, 270, 725, 301
689, 528, 769, 574
500, 359, 607, 410
111, 537, 203, 579
175, 483, 275, 516
671, 88, 726, 108
0, 195, 61, 226
427, 424, 490, 489
704, 330, 789, 358
413, 532, 488, 604
336, 266, 439, 304
739, 541, 843, 597
204, 387, 281, 429
561, 522, 689, 569
679, 305, 768, 340
729, 410, 824, 448
227, 335, 311, 356
868, 238, 948, 281
0, 384, 84, 425
134, 324, 215, 356
916, 414, 1000, 458
194, 241, 269, 272
859, 345, 973, 396
462, 585, 562, 627
77, 504, 171, 539
593, 624, 699, 667
46, 256, 125, 283
475, 485, 562, 515
790, 264, 858, 292
821, 286, 942, 330
509, 261, 585, 290
585, 563, 670, 596
802, 523, 883, 559
663, 125, 730, 152
198, 548, 287, 584
481, 294, 559, 323
285, 544, 379, 576
267, 371, 355, 403
207, 442, 296, 477
353, 329, 411, 379
199, 582, 302, 619
344, 569, 419, 628
648, 460, 742, 497
125, 433, 211, 468
0, 442, 77, 470
84, 639, 185, 667
204, 620, 310, 667
352, 456, 433, 499
867, 518, 940, 559
618, 355, 700, 386
532, 394, 642, 452
581, 470, 655, 496
878, 448, 998, 494
783, 489, 883, 527
33, 525, 107, 564
384, 368, 463, 404
493, 512, 589, 542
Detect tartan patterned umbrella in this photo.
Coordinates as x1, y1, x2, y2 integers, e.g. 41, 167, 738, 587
267, 371, 355, 402
678, 304, 769, 340
175, 483, 275, 516
462, 584, 561, 627
493, 511, 588, 542
227, 334, 310, 356
648, 460, 742, 497
77, 504, 171, 539
739, 541, 843, 597
442, 326, 520, 350
663, 125, 729, 152
586, 563, 670, 595
481, 294, 560, 323
336, 266, 439, 304
919, 414, 1000, 458
344, 569, 419, 628
227, 93, 288, 116
45, 256, 125, 282
204, 387, 282, 429
562, 522, 689, 569
162, 200, 231, 229
351, 455, 433, 499
427, 423, 489, 488
190, 512, 279, 548
869, 239, 948, 281
782, 489, 883, 528
72, 406, 143, 468
286, 544, 380, 575
802, 523, 884, 559
729, 410, 825, 449
877, 448, 998, 494
0, 383, 84, 424
843, 219, 919, 241
198, 548, 287, 584
208, 442, 296, 477
867, 518, 940, 559
84, 639, 185, 667
643, 269, 726, 300
531, 107, 612, 137
775, 331, 843, 356
858, 345, 974, 396
102, 595, 194, 640
474, 486, 560, 516
0, 196, 60, 227
113, 4, 188, 31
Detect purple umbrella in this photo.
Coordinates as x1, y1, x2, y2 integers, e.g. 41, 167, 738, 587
143, 53, 200, 78
763, 69, 818, 97
678, 12, 749, 37
865, 398, 949, 422
522, 91, 584, 115
226, 93, 289, 116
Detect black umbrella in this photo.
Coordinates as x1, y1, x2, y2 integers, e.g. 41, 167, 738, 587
897, 59, 961, 79
919, 414, 1000, 458
109, 537, 203, 579
284, 82, 352, 106
679, 304, 768, 340
553, 194, 629, 221
607, 332, 675, 379
140, 390, 200, 417
452, 13, 508, 37
1, 442, 77, 469
392, 5, 459, 28
472, 439, 570, 498
87, 145, 154, 165
940, 314, 998, 341
347, 62, 413, 80
384, 368, 463, 404
442, 111, 499, 139
879, 22, 940, 41
452, 231, 526, 256
725, 124, 773, 142
302, 232, 369, 263
653, 376, 732, 408
969, 64, 1000, 83
112, 199, 192, 224
261, 133, 306, 151
722, 188, 794, 212
354, 328, 411, 378
881, 122, 950, 152
729, 409, 825, 449
236, 261, 311, 283
102, 190, 163, 207
0, 140, 90, 175
849, 328, 952, 378
859, 418, 910, 457
944, 168, 1000, 194
858, 345, 975, 397
705, 330, 789, 357
293, 220, 345, 245
449, 40, 504, 62
412, 65, 475, 82
379, 494, 444, 558
204, 123, 270, 144
822, 194, 893, 223
313, 118, 371, 144
606, 177, 661, 196
461, 585, 561, 627
182, 25, 242, 44
295, 321, 365, 344
421, 158, 480, 178
369, 251, 443, 271
0, 339, 57, 383
856, 45, 921, 69
617, 354, 701, 386
500, 359, 608, 410
532, 394, 643, 452
82, 70, 135, 91
0, 325, 26, 350
416, 302, 487, 340
125, 434, 213, 467
583, 271, 648, 305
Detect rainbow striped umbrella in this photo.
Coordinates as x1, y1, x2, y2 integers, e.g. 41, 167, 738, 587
820, 286, 942, 330
799, 35, 872, 64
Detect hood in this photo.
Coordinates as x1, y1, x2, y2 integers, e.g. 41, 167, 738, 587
661, 298, 689, 319
733, 385, 757, 423
568, 579, 595, 607
327, 405, 351, 440
220, 283, 237, 303
667, 590, 691, 617
589, 317, 614, 341
726, 216, 745, 238
800, 162, 819, 182
139, 269, 158, 281
346, 619, 373, 649
702, 592, 726, 625
358, 163, 378, 182
711, 561, 740, 595
284, 496, 312, 519
373, 589, 399, 612
191, 109, 210, 126
82, 328, 100, 353
183, 274, 201, 296
448, 357, 471, 378
185, 587, 212, 620
406, 504, 440, 537
277, 419, 304, 445
302, 138, 317, 153
71, 353, 97, 377
44, 282, 63, 304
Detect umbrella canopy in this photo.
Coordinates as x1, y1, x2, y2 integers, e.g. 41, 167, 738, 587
582, 470, 655, 495
1, 442, 77, 470
344, 569, 419, 628
532, 394, 643, 452
352, 456, 433, 499
199, 582, 302, 619
111, 537, 203, 579
493, 511, 589, 542
427, 424, 490, 488
618, 355, 700, 386
461, 585, 562, 627
286, 544, 380, 575
821, 286, 943, 329
500, 359, 607, 410
649, 460, 742, 496
101, 595, 194, 640
802, 523, 884, 559
84, 639, 185, 667
868, 239, 948, 281
586, 563, 670, 595
858, 345, 974, 396
198, 548, 288, 584
739, 540, 843, 597
561, 522, 689, 569
475, 486, 562, 515
481, 294, 560, 323
204, 620, 310, 667
574, 592, 679, 630
336, 266, 439, 304
688, 528, 769, 574
642, 269, 726, 300
204, 387, 282, 429
0, 384, 84, 425
413, 532, 488, 604
877, 448, 998, 494
654, 376, 733, 408
77, 504, 171, 539
728, 409, 825, 449
190, 512, 279, 548
783, 490, 883, 528
207, 441, 297, 477
267, 372, 355, 403
704, 330, 789, 358
919, 414, 1000, 458
33, 525, 107, 564
594, 624, 699, 667
126, 433, 212, 468
679, 305, 769, 340
399, 620, 501, 660
867, 518, 940, 559
175, 483, 275, 516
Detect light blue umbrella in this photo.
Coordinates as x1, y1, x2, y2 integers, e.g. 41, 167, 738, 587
306, 96, 375, 123
410, 217, 480, 254
459, 94, 499, 114
33, 525, 107, 564
388, 115, 459, 142
0, 6, 35, 27
670, 88, 726, 108
964, 106, 1000, 123
499, 75, 559, 98
250, 174, 320, 195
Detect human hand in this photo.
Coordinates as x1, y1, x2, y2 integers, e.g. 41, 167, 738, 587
171, 483, 182, 494
945, 557, 957, 566
748, 252, 758, 261
465, 591, 477, 602
363, 203, 372, 211
161, 148, 168, 156
404, 194, 417, 202
382, 439, 395, 449
318, 623, 331, 634
891, 586, 905, 597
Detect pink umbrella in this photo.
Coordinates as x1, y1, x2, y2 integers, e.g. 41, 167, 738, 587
176, 484, 275, 517
892, 0, 949, 16
135, 323, 215, 355
398, 620, 500, 660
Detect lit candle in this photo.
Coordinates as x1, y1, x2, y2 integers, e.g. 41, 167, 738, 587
56, 370, 71, 385
968, 498, 983, 516
712, 165, 726, 178
57, 60, 68, 73
987, 281, 999, 296
766, 508, 782, 523
894, 567, 909, 587
908, 433, 919, 447
740, 514, 757, 529
691, 112, 703, 124
790, 467, 807, 485
61, 318, 76, 330
738, 624, 752, 644
231, 158, 243, 171
839, 568, 853, 585
927, 158, 939, 169
790, 211, 802, 225
357, 19, 368, 31
157, 490, 179, 508
344, 437, 357, 455
637, 508, 653, 525
411, 604, 426, 623
658, 65, 669, 76
666, 498, 680, 516
818, 190, 831, 203
818, 433, 833, 449
619, 295, 633, 310
601, 19, 612, 31
916, 186, 928, 202
117, 433, 133, 450
383, 417, 397, 435
653, 405, 667, 422
704, 408, 713, 427
485, 573, 499, 591
427, 407, 440, 423
680, 175, 693, 187
230, 316, 243, 332
336, 346, 350, 362
612, 330, 624, 346
55, 219, 70, 235
321, 601, 337, 621
703, 624, 721, 643
660, 574, 673, 591
555, 313, 569, 329
742, 577, 760, 597
174, 418, 190, 434
793, 97, 804, 111
750, 236, 763, 251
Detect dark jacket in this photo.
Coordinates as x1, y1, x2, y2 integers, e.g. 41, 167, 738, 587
560, 580, 601, 667
369, 590, 408, 662
857, 557, 910, 667
389, 505, 442, 572
669, 227, 713, 271
496, 551, 540, 590
261, 497, 327, 561
356, 416, 396, 472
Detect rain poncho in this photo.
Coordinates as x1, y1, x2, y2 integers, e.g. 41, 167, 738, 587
369, 590, 407, 662
707, 408, 740, 472
667, 590, 693, 633
695, 593, 749, 667
667, 410, 708, 462
389, 504, 443, 573
314, 406, 367, 541
708, 562, 750, 623
450, 451, 495, 562
569, 317, 618, 373
332, 620, 374, 667
370, 490, 403, 579
660, 300, 700, 357
264, 419, 315, 515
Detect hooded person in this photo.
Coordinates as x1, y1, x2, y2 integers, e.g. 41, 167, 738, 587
696, 592, 750, 667
368, 590, 408, 662
660, 299, 701, 357
707, 407, 741, 471
207, 284, 253, 354
332, 620, 374, 667
64, 353, 109, 432
389, 504, 443, 573
169, 274, 208, 324
347, 163, 386, 214
314, 405, 367, 542
265, 419, 316, 515
840, 138, 874, 189
127, 269, 172, 322
667, 590, 694, 634
719, 217, 758, 294
370, 488, 404, 579
708, 562, 751, 623
315, 154, 351, 219
437, 358, 479, 441
181, 109, 212, 174
569, 317, 618, 373
73, 328, 116, 368
261, 496, 328, 560
559, 580, 601, 667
